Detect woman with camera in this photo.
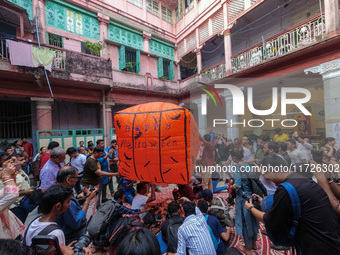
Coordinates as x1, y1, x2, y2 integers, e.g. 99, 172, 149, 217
229, 148, 259, 255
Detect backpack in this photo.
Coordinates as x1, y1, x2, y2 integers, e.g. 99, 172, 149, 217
264, 182, 301, 247
30, 155, 42, 182
108, 216, 144, 247
209, 196, 235, 228
166, 217, 184, 253
205, 215, 219, 250
87, 201, 116, 236
23, 217, 60, 246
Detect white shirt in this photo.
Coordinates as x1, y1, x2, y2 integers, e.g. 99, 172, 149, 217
70, 154, 87, 174
288, 149, 306, 164
296, 141, 313, 162
25, 217, 65, 246
131, 193, 149, 219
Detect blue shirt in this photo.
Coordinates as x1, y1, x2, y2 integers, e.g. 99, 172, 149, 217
98, 150, 109, 184
56, 197, 86, 237
206, 215, 229, 255
40, 159, 64, 190
123, 179, 135, 194
176, 207, 216, 255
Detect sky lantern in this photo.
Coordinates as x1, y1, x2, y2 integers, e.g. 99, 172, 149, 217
114, 102, 200, 184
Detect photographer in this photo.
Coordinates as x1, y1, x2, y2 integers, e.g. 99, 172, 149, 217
229, 148, 259, 255
56, 166, 97, 244
245, 154, 340, 255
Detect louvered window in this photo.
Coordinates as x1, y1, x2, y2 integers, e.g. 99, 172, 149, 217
186, 32, 197, 52
128, 0, 142, 8
147, 0, 159, 16
212, 11, 224, 34
178, 40, 185, 57
199, 21, 209, 43
162, 6, 172, 24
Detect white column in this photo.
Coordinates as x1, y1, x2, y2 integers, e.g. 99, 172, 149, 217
324, 0, 340, 36
224, 90, 239, 139
305, 58, 340, 138
193, 99, 207, 134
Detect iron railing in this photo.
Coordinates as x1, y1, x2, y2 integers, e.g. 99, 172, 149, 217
231, 15, 325, 72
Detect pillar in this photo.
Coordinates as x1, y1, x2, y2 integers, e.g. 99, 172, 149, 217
324, 0, 340, 36
194, 99, 207, 134
196, 49, 202, 74
224, 90, 239, 139
98, 14, 110, 58
105, 102, 114, 145
223, 29, 232, 74
305, 58, 340, 138
31, 98, 53, 136
37, 0, 47, 44
143, 32, 151, 53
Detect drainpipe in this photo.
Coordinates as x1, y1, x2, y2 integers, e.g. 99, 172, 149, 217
102, 90, 107, 148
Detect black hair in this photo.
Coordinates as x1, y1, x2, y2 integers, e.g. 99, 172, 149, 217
0, 239, 34, 255
111, 139, 117, 144
66, 147, 77, 155
96, 139, 104, 146
266, 141, 279, 153
47, 141, 60, 150
197, 199, 209, 214
258, 134, 270, 142
261, 154, 289, 170
182, 201, 196, 217
143, 212, 156, 226
287, 139, 296, 146
88, 141, 94, 146
203, 134, 211, 142
116, 228, 161, 255
38, 185, 73, 214
93, 146, 104, 153
114, 188, 125, 200
230, 148, 244, 161
40, 146, 46, 152
56, 166, 78, 183
167, 201, 180, 216
278, 142, 287, 152
137, 182, 147, 193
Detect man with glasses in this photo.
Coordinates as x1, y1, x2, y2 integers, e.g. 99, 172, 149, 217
56, 165, 97, 244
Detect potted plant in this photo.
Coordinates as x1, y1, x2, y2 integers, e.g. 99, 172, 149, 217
84, 40, 102, 56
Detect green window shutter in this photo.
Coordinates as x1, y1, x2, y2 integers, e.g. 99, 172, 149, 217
169, 60, 174, 80
136, 50, 141, 73
157, 57, 163, 77
119, 45, 126, 70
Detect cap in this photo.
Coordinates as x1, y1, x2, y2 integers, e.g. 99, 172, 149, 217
198, 189, 213, 198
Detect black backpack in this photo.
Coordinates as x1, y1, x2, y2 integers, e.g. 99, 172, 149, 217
109, 216, 144, 246
87, 201, 116, 236
166, 217, 184, 253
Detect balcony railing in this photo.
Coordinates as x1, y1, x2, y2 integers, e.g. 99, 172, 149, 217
231, 15, 325, 72
0, 38, 66, 70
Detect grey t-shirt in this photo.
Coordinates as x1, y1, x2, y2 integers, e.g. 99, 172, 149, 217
288, 149, 306, 164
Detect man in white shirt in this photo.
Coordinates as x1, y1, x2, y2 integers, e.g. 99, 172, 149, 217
226, 138, 253, 167
287, 139, 307, 165
24, 185, 72, 247
66, 147, 87, 194
131, 182, 156, 219
296, 137, 313, 162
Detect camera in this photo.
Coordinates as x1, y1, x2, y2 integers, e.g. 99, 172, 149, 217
226, 191, 236, 205
73, 234, 91, 255
242, 193, 259, 203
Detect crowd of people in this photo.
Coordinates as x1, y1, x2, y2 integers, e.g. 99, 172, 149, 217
1, 127, 340, 255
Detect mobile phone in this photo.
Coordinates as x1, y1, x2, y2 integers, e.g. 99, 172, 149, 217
31, 235, 63, 255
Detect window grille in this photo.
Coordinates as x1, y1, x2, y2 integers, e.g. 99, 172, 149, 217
47, 33, 63, 48
146, 0, 159, 16
162, 5, 172, 24
128, 0, 142, 8
0, 101, 32, 139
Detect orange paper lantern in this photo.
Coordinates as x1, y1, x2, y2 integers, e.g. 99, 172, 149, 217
114, 102, 200, 184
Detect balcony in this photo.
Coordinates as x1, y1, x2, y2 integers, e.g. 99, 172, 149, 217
231, 15, 325, 73
0, 38, 112, 84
